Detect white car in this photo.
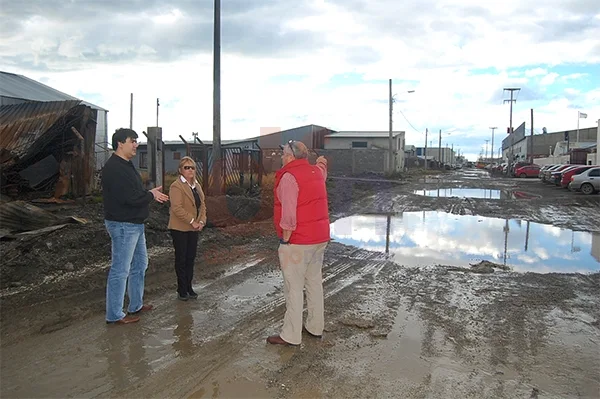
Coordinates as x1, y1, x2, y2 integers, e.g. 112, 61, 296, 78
569, 167, 600, 195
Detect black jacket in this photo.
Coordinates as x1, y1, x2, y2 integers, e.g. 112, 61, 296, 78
102, 154, 153, 224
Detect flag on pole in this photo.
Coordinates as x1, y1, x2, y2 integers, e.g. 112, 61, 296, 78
579, 112, 588, 118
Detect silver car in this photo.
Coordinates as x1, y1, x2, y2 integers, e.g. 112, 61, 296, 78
569, 167, 600, 195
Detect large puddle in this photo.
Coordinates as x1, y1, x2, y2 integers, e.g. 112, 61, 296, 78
331, 212, 600, 273
413, 188, 540, 200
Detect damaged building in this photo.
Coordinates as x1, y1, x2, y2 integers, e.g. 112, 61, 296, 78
0, 71, 108, 200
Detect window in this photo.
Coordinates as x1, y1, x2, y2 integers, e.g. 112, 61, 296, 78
589, 168, 600, 177
173, 152, 181, 160
139, 152, 148, 169
352, 141, 368, 148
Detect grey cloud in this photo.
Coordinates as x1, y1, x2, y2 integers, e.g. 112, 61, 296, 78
533, 16, 600, 42
0, 0, 320, 71
329, 0, 599, 49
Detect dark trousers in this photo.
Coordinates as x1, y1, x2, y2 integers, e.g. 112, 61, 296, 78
170, 229, 199, 295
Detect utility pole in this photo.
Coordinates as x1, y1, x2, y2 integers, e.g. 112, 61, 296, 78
156, 98, 159, 127
129, 93, 133, 129
485, 139, 489, 161
388, 78, 393, 174
503, 88, 520, 174
210, 0, 222, 194
451, 143, 454, 166
530, 109, 534, 164
438, 129, 442, 167
489, 127, 497, 163
424, 128, 428, 169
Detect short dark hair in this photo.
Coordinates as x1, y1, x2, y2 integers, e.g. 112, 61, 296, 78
112, 128, 138, 150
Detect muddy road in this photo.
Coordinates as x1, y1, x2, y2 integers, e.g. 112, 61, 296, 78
1, 168, 599, 398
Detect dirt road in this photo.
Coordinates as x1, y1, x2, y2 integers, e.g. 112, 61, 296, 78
1, 169, 599, 398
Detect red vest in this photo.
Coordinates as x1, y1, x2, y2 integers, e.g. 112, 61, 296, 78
274, 159, 330, 245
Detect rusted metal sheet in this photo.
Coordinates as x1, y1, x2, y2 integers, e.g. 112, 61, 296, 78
0, 100, 82, 165
0, 100, 97, 198
0, 200, 87, 236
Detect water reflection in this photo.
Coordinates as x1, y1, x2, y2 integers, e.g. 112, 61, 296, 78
330, 212, 600, 273
100, 325, 152, 392
413, 188, 539, 200
172, 307, 198, 358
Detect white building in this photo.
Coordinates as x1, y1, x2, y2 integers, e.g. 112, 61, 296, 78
324, 131, 406, 171
0, 71, 109, 170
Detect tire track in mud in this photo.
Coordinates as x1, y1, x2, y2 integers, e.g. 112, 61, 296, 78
116, 246, 393, 398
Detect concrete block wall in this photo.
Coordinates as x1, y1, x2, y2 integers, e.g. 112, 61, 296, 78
317, 149, 389, 175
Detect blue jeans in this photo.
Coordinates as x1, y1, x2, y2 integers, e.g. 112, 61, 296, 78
105, 220, 148, 322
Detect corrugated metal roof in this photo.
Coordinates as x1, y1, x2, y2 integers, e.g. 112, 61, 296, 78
0, 71, 106, 111
325, 131, 404, 138
0, 100, 82, 162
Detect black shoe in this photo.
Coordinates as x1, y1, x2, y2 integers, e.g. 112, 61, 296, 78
188, 290, 198, 299
178, 293, 189, 301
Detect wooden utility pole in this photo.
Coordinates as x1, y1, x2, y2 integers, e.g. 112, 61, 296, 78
388, 79, 393, 174
210, 0, 223, 194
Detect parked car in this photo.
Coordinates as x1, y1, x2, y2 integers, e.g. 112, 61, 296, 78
542, 164, 571, 182
550, 165, 580, 185
561, 166, 597, 188
569, 167, 600, 195
539, 164, 560, 180
510, 161, 533, 176
515, 165, 540, 178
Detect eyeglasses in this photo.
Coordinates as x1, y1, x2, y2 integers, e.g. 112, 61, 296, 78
183, 165, 196, 170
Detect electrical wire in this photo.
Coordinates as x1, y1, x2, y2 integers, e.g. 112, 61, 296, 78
395, 108, 423, 133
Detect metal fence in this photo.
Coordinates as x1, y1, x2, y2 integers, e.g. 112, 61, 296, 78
186, 144, 262, 193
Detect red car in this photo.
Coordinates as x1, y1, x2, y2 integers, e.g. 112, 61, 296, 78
561, 165, 598, 188
515, 165, 540, 178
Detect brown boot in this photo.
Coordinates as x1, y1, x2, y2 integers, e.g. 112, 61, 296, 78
106, 315, 140, 325
266, 335, 298, 346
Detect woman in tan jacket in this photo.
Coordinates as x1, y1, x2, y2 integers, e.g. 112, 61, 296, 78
168, 156, 207, 301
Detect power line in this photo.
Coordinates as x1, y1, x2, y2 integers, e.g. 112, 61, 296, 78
395, 108, 422, 133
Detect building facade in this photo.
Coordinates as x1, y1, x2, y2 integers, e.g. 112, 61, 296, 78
415, 147, 456, 165
501, 121, 598, 162
324, 131, 406, 171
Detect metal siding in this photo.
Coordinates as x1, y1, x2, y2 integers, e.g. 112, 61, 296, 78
94, 110, 110, 169
0, 100, 82, 162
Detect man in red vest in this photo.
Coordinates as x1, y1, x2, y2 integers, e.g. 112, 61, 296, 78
267, 140, 330, 346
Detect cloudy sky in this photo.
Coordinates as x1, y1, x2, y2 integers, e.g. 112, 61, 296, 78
1, 0, 599, 160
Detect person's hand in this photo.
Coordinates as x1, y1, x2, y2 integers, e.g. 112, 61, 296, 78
192, 221, 205, 231
150, 186, 169, 203
316, 156, 327, 165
